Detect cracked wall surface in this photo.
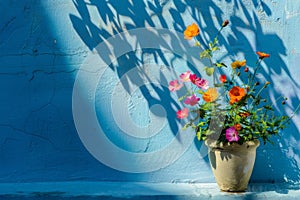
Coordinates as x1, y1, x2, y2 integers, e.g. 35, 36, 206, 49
0, 0, 299, 183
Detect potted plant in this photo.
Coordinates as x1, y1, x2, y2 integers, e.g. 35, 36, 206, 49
169, 20, 299, 192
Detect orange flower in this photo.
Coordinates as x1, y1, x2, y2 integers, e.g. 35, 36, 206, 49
240, 112, 250, 118
231, 60, 246, 69
229, 86, 246, 104
256, 51, 270, 59
234, 124, 242, 131
203, 88, 218, 102
184, 23, 200, 40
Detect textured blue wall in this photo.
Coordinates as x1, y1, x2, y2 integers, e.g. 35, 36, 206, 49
0, 0, 299, 183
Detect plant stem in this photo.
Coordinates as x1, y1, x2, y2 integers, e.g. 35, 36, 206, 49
281, 103, 300, 126
249, 59, 262, 87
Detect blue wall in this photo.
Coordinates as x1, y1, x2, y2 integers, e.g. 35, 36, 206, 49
0, 0, 299, 183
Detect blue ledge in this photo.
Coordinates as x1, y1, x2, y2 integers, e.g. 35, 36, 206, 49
0, 182, 299, 199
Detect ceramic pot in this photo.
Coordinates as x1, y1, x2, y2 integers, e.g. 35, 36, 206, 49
205, 139, 260, 192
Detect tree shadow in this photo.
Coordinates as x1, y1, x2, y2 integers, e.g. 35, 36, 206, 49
70, 0, 300, 184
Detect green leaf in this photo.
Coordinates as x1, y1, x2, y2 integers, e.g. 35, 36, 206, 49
263, 105, 274, 111
254, 99, 261, 105
200, 50, 211, 59
213, 37, 218, 45
199, 109, 206, 118
182, 123, 191, 131
195, 41, 201, 47
202, 102, 212, 110
205, 129, 215, 135
198, 90, 204, 95
212, 46, 220, 51
196, 127, 202, 140
197, 121, 206, 126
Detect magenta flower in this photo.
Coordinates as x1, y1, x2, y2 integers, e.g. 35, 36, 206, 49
184, 94, 200, 106
195, 78, 209, 90
168, 80, 183, 92
225, 127, 240, 142
189, 74, 209, 90
180, 71, 191, 82
189, 74, 198, 84
176, 108, 189, 119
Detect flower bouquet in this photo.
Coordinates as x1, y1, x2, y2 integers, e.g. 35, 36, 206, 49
169, 20, 299, 192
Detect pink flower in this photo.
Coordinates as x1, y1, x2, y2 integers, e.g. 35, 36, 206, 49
180, 71, 191, 82
195, 78, 209, 89
184, 94, 200, 106
189, 74, 209, 89
225, 127, 240, 142
176, 108, 189, 119
168, 80, 183, 92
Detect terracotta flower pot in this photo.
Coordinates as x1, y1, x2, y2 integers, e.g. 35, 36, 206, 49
205, 139, 260, 192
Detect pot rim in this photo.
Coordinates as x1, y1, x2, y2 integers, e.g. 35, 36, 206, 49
205, 139, 260, 151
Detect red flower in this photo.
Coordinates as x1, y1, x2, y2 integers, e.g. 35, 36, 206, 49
219, 74, 227, 83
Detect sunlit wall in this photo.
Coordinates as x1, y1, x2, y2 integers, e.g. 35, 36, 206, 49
0, 0, 299, 183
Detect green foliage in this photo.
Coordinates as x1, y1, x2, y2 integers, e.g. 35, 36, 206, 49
174, 21, 300, 145
200, 49, 211, 59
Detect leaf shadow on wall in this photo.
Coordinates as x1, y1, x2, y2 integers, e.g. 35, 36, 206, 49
69, 0, 206, 157
70, 0, 300, 183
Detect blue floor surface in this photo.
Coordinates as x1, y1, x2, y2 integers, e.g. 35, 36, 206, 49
0, 182, 299, 199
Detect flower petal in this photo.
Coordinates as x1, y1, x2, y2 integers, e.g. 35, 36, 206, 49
225, 127, 240, 142
176, 108, 189, 119
168, 80, 183, 92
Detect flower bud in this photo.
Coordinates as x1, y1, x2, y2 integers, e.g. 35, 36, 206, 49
244, 67, 249, 72
255, 82, 260, 86
222, 20, 229, 27
263, 81, 270, 88
282, 101, 286, 105
246, 86, 250, 92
